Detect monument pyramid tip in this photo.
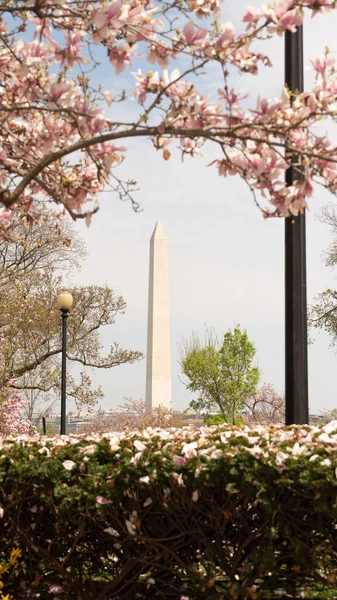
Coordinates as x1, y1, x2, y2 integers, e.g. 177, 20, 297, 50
151, 219, 166, 238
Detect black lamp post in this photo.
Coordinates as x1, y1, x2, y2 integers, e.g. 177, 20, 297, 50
56, 291, 73, 435
284, 27, 309, 425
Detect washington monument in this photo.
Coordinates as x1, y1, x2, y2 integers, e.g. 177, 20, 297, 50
145, 221, 172, 411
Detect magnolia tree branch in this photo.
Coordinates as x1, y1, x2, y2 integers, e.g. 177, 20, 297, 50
0, 0, 336, 233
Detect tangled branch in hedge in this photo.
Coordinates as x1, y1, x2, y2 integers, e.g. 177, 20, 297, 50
1, 423, 337, 598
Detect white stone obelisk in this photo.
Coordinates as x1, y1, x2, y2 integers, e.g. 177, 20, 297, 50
145, 221, 172, 411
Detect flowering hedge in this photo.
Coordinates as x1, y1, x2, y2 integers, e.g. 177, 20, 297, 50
1, 423, 337, 599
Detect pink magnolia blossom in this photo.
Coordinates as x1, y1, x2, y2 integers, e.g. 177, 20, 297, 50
0, 385, 35, 436
243, 6, 261, 24
0, 0, 336, 228
180, 22, 209, 47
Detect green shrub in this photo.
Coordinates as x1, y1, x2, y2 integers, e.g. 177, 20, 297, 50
1, 423, 337, 599
204, 414, 245, 426
204, 414, 227, 425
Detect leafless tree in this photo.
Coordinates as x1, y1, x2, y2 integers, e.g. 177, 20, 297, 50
245, 383, 285, 425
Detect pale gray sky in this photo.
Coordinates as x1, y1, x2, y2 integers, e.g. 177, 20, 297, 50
70, 3, 337, 414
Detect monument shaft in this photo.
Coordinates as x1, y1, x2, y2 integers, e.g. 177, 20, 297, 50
145, 221, 172, 411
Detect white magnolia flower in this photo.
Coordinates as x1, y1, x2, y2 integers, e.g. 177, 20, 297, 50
103, 89, 114, 106
163, 68, 180, 86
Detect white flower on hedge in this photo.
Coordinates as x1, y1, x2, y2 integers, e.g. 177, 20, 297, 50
147, 577, 155, 588
134, 440, 147, 452
309, 454, 319, 462
80, 444, 97, 455
0, 506, 4, 518
109, 437, 120, 452
104, 527, 120, 537
181, 441, 198, 458
125, 520, 136, 536
274, 430, 294, 442
158, 429, 171, 440
245, 445, 264, 458
321, 458, 331, 467
143, 497, 152, 507
322, 420, 337, 434
199, 445, 215, 456
275, 451, 289, 467
210, 449, 222, 460
316, 433, 330, 444
247, 436, 260, 445
192, 490, 199, 502
291, 442, 308, 457
38, 447, 51, 456
172, 472, 185, 487
133, 451, 143, 467
62, 460, 76, 471
139, 476, 150, 484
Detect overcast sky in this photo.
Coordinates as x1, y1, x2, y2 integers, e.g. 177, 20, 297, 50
69, 1, 337, 415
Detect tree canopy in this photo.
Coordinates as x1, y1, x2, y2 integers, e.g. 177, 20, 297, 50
0, 212, 143, 410
180, 326, 260, 424
309, 204, 337, 348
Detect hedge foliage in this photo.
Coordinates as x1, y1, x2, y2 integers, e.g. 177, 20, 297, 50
1, 423, 337, 599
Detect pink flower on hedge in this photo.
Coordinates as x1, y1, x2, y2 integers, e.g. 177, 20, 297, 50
173, 455, 187, 467
96, 496, 112, 505
49, 585, 64, 593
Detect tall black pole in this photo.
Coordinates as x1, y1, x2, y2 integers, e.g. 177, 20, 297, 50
284, 26, 309, 425
60, 308, 69, 435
